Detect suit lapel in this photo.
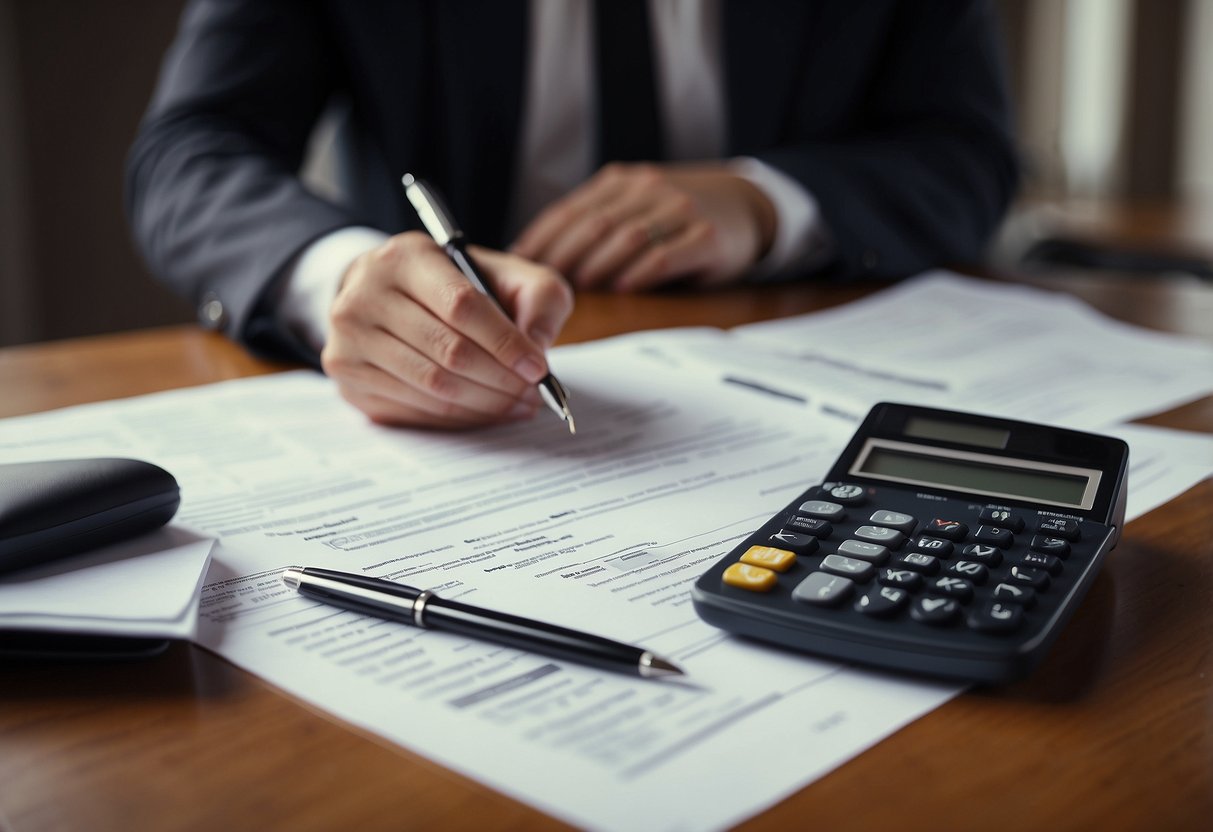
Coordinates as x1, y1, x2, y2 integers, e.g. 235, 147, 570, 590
722, 0, 812, 154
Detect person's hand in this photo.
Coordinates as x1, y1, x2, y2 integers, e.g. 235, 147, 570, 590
511, 163, 776, 291
321, 232, 573, 429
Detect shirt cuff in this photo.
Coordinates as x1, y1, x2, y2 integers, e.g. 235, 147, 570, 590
277, 226, 390, 353
729, 156, 833, 279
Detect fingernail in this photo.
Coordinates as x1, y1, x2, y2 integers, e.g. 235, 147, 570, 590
528, 327, 555, 350
514, 355, 547, 383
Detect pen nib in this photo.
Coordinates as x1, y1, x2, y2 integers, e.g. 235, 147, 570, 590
638, 653, 684, 679
566, 412, 576, 435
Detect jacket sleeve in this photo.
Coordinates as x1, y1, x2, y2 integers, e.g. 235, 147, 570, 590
752, 0, 1020, 280
125, 0, 364, 363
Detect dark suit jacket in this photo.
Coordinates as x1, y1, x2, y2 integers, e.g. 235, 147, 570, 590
126, 0, 1018, 362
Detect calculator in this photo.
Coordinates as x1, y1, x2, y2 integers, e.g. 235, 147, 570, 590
691, 403, 1129, 683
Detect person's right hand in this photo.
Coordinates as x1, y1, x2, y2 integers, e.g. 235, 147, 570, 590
320, 232, 574, 429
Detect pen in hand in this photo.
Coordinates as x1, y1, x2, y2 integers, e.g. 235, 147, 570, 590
402, 173, 576, 434
282, 566, 684, 679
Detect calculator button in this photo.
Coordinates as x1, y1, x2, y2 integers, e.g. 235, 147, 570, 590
929, 576, 974, 602
825, 483, 867, 505
978, 508, 1025, 532
787, 516, 834, 538
837, 539, 890, 564
974, 525, 1015, 549
879, 568, 924, 590
855, 586, 909, 617
1030, 535, 1071, 558
768, 530, 820, 555
722, 562, 778, 592
910, 596, 960, 625
1008, 565, 1051, 590
925, 519, 969, 541
821, 554, 876, 582
868, 510, 916, 534
798, 500, 846, 521
960, 543, 1003, 567
792, 572, 854, 606
739, 545, 797, 572
853, 525, 905, 548
967, 601, 1025, 634
992, 582, 1037, 608
1037, 517, 1081, 541
910, 536, 954, 558
946, 560, 989, 584
1020, 552, 1063, 575
895, 552, 940, 575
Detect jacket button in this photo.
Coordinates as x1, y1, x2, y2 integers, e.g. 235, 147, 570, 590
198, 293, 227, 329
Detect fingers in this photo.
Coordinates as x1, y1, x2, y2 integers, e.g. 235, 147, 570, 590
322, 232, 568, 429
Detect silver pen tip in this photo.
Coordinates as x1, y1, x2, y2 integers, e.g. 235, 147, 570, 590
566, 412, 576, 435
638, 652, 684, 678
281, 567, 304, 589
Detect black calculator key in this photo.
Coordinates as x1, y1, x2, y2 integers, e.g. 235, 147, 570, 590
978, 508, 1025, 532
798, 500, 846, 521
1037, 517, 1081, 541
960, 543, 1003, 567
837, 539, 890, 564
1009, 565, 1050, 590
1030, 535, 1071, 558
768, 529, 819, 555
974, 525, 1015, 548
787, 516, 833, 538
854, 525, 905, 548
1020, 552, 1063, 575
895, 552, 940, 574
824, 483, 866, 505
910, 596, 960, 625
821, 554, 875, 581
968, 601, 1024, 634
929, 576, 974, 602
855, 586, 909, 617
925, 519, 969, 541
910, 536, 954, 558
868, 509, 916, 534
791, 572, 854, 606
992, 582, 1037, 608
946, 560, 989, 584
879, 568, 924, 590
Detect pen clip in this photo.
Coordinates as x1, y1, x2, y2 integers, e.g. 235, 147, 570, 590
402, 173, 460, 247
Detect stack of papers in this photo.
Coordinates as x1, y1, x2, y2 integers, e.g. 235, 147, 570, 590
0, 271, 1209, 830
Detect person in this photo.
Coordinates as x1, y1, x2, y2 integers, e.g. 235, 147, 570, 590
126, 0, 1018, 430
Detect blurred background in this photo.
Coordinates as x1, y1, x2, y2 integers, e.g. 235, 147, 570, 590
1, 0, 1210, 348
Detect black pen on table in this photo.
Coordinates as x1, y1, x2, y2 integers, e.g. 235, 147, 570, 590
281, 566, 684, 679
402, 173, 576, 434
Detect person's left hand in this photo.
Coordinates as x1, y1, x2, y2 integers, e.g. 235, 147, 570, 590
511, 163, 776, 291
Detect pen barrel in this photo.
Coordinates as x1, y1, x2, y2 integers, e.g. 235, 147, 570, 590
425, 598, 644, 674
296, 567, 422, 622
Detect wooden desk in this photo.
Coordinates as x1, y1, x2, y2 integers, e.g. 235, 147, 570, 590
1, 274, 1210, 831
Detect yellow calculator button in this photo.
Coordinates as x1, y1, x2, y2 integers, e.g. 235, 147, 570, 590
739, 545, 797, 572
722, 562, 778, 592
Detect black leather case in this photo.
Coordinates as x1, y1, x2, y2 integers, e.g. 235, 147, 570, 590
0, 457, 180, 575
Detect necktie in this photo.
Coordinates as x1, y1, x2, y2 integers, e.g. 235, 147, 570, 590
595, 0, 664, 164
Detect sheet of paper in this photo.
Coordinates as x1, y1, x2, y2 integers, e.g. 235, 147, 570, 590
642, 271, 1213, 429
0, 528, 213, 638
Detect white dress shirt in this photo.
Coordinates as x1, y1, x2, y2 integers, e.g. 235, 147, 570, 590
281, 0, 827, 353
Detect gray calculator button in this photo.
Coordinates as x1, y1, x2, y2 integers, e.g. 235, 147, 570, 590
868, 509, 916, 534
837, 539, 890, 564
792, 572, 854, 606
821, 554, 875, 581
798, 500, 846, 521
827, 483, 866, 505
853, 525, 905, 548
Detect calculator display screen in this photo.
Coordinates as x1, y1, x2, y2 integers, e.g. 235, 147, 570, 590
852, 440, 1100, 509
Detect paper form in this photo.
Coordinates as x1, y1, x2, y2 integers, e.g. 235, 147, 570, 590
639, 271, 1213, 429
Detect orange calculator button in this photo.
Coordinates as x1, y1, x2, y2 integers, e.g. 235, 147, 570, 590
739, 545, 797, 572
722, 562, 778, 592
